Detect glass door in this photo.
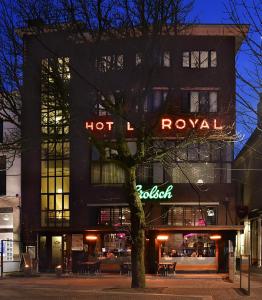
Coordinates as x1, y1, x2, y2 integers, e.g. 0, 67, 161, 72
51, 236, 62, 267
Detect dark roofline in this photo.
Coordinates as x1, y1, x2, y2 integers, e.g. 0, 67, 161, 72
235, 128, 261, 161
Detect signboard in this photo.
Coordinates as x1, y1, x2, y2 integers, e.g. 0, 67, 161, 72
136, 184, 173, 200
72, 234, 83, 251
85, 116, 226, 138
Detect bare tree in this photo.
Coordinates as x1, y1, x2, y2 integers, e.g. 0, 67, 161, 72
226, 0, 261, 137
0, 0, 23, 169
3, 0, 236, 288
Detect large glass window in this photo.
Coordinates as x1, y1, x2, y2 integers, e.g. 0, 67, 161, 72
162, 206, 217, 226
41, 57, 70, 227
159, 233, 216, 258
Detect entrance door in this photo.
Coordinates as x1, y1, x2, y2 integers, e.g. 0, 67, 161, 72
51, 236, 62, 267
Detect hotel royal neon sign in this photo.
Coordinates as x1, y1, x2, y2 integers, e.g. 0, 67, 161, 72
136, 184, 173, 200
85, 117, 223, 132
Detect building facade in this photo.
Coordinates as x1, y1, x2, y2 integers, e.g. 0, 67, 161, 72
233, 95, 262, 267
0, 117, 21, 271
21, 24, 247, 273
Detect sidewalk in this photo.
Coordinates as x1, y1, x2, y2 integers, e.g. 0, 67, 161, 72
0, 273, 262, 299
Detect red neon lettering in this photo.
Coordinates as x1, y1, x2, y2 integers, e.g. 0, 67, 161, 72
96, 122, 104, 130
106, 121, 114, 131
86, 122, 94, 130
214, 119, 223, 130
127, 122, 134, 131
162, 118, 172, 129
175, 119, 186, 129
189, 118, 199, 128
200, 119, 210, 129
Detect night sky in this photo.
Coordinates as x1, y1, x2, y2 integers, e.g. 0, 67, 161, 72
192, 0, 260, 154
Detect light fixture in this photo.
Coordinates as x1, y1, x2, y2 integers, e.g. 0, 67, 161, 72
210, 235, 222, 240
85, 235, 97, 241
156, 235, 169, 241
197, 179, 204, 184
57, 188, 63, 193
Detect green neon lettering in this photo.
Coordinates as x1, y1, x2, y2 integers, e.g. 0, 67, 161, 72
136, 185, 173, 200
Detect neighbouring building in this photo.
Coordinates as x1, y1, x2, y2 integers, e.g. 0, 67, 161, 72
19, 22, 247, 273
233, 94, 262, 267
0, 116, 21, 271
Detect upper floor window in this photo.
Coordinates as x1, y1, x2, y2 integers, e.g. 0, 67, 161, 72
182, 51, 217, 68
182, 91, 218, 113
140, 88, 168, 112
96, 54, 124, 72
136, 51, 171, 67
136, 53, 143, 66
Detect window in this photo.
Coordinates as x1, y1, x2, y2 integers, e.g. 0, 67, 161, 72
182, 51, 189, 67
91, 162, 125, 184
41, 57, 70, 228
210, 51, 217, 67
99, 207, 130, 226
0, 210, 13, 229
143, 89, 168, 112
136, 53, 143, 66
183, 51, 217, 68
186, 91, 218, 113
136, 164, 153, 184
96, 54, 124, 72
163, 51, 171, 67
0, 156, 6, 195
163, 206, 217, 226
165, 162, 222, 184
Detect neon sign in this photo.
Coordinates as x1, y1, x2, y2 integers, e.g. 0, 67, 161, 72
85, 118, 223, 132
136, 184, 173, 200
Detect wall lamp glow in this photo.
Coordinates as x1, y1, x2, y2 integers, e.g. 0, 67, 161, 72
85, 235, 98, 241
156, 235, 169, 241
210, 235, 222, 240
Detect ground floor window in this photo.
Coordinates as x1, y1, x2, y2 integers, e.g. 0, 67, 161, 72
101, 233, 131, 258
160, 233, 216, 258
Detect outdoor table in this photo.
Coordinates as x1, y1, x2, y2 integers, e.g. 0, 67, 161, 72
79, 261, 100, 274
121, 262, 132, 275
158, 262, 176, 276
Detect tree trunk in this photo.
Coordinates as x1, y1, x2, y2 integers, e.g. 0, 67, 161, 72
126, 166, 146, 288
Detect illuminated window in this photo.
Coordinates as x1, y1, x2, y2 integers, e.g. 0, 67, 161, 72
40, 57, 70, 227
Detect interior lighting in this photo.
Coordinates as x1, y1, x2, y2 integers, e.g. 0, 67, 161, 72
156, 235, 169, 241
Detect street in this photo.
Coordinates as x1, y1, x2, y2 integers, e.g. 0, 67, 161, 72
0, 274, 262, 300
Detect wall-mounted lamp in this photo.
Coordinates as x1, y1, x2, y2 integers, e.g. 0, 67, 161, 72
85, 235, 97, 241
156, 235, 169, 241
210, 235, 222, 240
